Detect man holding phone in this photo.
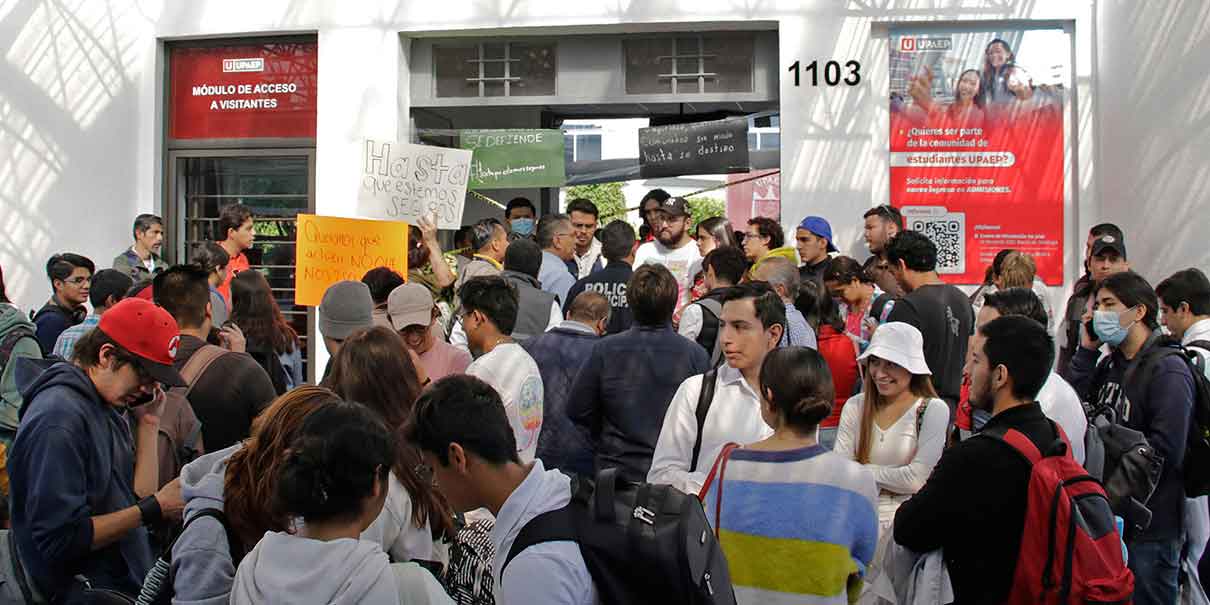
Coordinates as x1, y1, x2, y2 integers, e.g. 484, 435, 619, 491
8, 298, 187, 601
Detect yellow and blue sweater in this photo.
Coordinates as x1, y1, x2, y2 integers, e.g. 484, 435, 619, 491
702, 444, 879, 605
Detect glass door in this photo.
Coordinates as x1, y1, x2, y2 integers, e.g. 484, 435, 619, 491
168, 150, 316, 380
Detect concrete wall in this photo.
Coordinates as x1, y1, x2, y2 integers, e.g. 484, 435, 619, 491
1, 0, 1200, 332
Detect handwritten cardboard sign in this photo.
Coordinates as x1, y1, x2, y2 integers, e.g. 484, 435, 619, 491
461, 129, 566, 189
638, 117, 750, 178
295, 214, 409, 306
357, 139, 471, 229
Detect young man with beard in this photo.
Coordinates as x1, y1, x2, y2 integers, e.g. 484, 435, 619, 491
567, 198, 603, 278
862, 204, 905, 298
634, 197, 702, 318
895, 315, 1060, 603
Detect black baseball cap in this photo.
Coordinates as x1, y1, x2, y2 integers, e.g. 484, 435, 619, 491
1091, 234, 1127, 260
657, 197, 691, 218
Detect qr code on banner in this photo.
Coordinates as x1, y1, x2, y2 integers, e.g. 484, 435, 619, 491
906, 210, 966, 275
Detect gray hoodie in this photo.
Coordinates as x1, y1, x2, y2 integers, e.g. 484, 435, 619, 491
171, 445, 434, 604
229, 533, 401, 604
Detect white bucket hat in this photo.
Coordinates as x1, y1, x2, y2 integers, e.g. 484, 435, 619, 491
858, 322, 932, 375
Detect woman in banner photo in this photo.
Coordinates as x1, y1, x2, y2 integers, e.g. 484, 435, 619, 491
979, 38, 1017, 106
905, 67, 985, 128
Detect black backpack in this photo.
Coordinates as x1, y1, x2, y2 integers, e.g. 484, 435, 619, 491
503, 468, 736, 605
1120, 339, 1210, 498
693, 295, 726, 369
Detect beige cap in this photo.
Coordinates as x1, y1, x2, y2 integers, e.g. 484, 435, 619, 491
386, 283, 434, 330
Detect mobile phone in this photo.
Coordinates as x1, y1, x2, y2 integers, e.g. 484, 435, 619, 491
129, 390, 156, 407
1084, 318, 1098, 342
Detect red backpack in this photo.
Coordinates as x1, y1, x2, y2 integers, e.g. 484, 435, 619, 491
980, 422, 1134, 604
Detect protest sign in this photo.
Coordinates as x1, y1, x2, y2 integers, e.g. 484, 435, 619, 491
638, 117, 750, 178
357, 139, 471, 230
295, 214, 409, 306
889, 27, 1068, 284
461, 129, 565, 189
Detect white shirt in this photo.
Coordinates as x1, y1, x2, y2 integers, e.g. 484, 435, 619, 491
360, 473, 436, 563
833, 396, 949, 524
574, 238, 603, 279
1037, 371, 1087, 464
678, 303, 704, 341
646, 364, 773, 495
634, 240, 702, 314
490, 460, 596, 605
466, 343, 544, 463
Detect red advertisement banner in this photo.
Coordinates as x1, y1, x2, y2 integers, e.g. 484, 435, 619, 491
169, 42, 317, 139
889, 29, 1068, 285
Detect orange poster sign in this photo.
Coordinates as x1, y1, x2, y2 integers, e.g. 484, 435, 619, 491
295, 214, 409, 306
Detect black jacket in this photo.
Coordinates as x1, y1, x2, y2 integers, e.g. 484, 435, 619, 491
895, 403, 1057, 604
1063, 336, 1195, 541
565, 262, 634, 335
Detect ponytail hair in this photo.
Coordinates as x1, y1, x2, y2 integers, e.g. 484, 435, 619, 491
759, 347, 835, 432
275, 402, 395, 524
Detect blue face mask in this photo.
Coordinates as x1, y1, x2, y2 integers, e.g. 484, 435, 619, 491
1093, 307, 1138, 347
510, 218, 535, 236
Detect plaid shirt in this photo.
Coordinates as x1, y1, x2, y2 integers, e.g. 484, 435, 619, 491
52, 314, 99, 360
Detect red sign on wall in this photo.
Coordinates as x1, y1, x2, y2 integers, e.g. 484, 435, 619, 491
170, 42, 317, 139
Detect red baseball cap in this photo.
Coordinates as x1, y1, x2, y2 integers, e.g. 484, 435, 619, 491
98, 298, 187, 387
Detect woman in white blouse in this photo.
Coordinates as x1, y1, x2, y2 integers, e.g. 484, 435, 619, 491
834, 322, 948, 593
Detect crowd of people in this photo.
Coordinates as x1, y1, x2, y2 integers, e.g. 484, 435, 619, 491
0, 192, 1203, 605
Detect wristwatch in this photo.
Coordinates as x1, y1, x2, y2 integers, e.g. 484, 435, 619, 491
137, 495, 162, 527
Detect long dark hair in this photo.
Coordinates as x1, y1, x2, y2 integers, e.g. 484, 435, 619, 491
230, 270, 299, 355
0, 264, 9, 304
949, 69, 985, 116
980, 38, 1015, 104
323, 326, 454, 538
697, 216, 738, 249
225, 386, 343, 546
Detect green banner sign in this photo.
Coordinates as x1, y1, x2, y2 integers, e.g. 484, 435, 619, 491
461, 129, 566, 189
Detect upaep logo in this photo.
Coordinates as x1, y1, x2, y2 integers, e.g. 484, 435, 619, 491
222, 58, 265, 73
899, 37, 952, 52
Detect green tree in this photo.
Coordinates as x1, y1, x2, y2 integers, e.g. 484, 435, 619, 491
686, 195, 726, 229
563, 182, 628, 225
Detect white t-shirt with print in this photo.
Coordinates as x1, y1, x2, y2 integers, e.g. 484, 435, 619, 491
634, 240, 702, 313
467, 343, 544, 463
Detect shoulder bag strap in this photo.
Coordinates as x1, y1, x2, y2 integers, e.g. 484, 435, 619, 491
689, 369, 720, 473
712, 444, 740, 537
501, 506, 577, 576
179, 345, 230, 398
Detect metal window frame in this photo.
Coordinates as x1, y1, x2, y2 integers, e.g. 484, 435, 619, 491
166, 148, 318, 383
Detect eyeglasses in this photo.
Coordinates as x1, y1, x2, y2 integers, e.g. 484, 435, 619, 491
64, 276, 89, 286
650, 214, 682, 225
